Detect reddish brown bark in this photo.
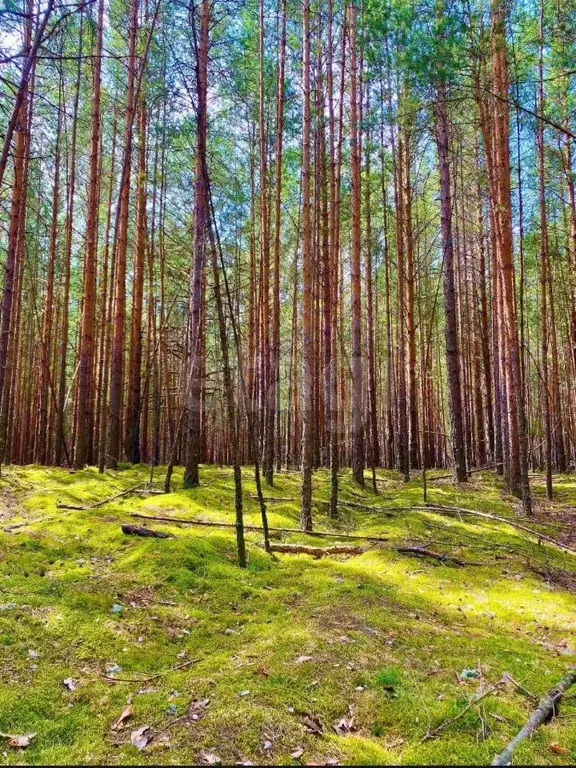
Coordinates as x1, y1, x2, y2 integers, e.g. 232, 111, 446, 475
107, 0, 139, 468
349, 0, 364, 487
75, 0, 104, 468
125, 102, 148, 464
183, 0, 209, 488
436, 81, 468, 483
300, 0, 313, 530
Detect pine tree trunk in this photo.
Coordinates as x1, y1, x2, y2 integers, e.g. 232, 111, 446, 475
107, 0, 139, 468
75, 0, 104, 468
259, 0, 273, 486
271, 0, 286, 480
300, 0, 313, 530
125, 101, 148, 464
0, 3, 32, 466
537, 1, 552, 498
436, 81, 467, 483
349, 0, 364, 487
183, 0, 209, 488
490, 0, 531, 512
55, 12, 83, 466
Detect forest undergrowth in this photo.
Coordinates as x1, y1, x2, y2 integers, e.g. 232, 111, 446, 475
0, 465, 575, 765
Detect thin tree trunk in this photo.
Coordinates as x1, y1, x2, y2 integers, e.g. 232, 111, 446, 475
75, 0, 104, 468
259, 0, 273, 486
125, 101, 148, 464
209, 223, 246, 567
184, 0, 209, 488
0, 0, 55, 190
107, 0, 140, 468
435, 77, 467, 483
55, 10, 84, 467
349, 0, 364, 487
537, 0, 552, 498
300, 0, 313, 530
490, 0, 531, 512
271, 0, 286, 481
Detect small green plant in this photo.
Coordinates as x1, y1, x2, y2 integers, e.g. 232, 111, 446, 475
376, 667, 402, 694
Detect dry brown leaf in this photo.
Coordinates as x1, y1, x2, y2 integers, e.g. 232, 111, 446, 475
130, 725, 151, 751
302, 714, 323, 735
201, 749, 222, 764
290, 746, 305, 758
550, 743, 571, 755
188, 698, 210, 722
111, 704, 133, 731
333, 715, 355, 736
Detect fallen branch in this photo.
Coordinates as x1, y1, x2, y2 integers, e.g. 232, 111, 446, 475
102, 658, 199, 684
249, 495, 293, 502
121, 524, 172, 539
428, 464, 503, 482
394, 505, 576, 555
501, 672, 538, 702
128, 515, 476, 565
57, 484, 144, 510
131, 488, 164, 496
395, 546, 468, 566
130, 512, 389, 542
269, 543, 366, 558
492, 667, 576, 765
428, 504, 568, 530
422, 684, 500, 742
428, 504, 576, 555
1, 516, 53, 531
337, 501, 394, 515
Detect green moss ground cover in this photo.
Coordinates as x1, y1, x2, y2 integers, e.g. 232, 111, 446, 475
0, 464, 575, 765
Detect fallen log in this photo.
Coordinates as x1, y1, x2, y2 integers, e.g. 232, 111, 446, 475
130, 512, 390, 542
269, 543, 366, 558
57, 484, 144, 510
121, 524, 172, 539
128, 515, 473, 566
492, 667, 576, 765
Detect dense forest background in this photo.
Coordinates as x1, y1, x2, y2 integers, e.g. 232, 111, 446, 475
1, 0, 576, 521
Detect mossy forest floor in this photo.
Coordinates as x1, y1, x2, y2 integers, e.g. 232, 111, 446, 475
1, 464, 575, 765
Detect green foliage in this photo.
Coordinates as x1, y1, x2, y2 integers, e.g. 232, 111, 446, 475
376, 667, 402, 689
